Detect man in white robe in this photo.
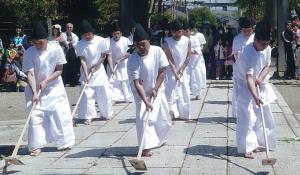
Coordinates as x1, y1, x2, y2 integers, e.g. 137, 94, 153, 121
107, 22, 133, 103
23, 22, 75, 156
191, 22, 207, 89
236, 21, 276, 159
127, 23, 171, 157
232, 17, 256, 118
163, 20, 192, 120
183, 23, 203, 100
75, 20, 113, 125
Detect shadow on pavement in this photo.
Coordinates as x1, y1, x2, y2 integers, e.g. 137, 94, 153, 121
185, 145, 258, 175
118, 119, 136, 124
64, 147, 141, 175
204, 100, 230, 105
198, 117, 236, 124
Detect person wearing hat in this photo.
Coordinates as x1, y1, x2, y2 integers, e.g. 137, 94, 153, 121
22, 22, 75, 156
128, 20, 136, 45
75, 20, 113, 125
235, 21, 276, 159
127, 23, 171, 157
107, 21, 133, 103
231, 16, 256, 119
162, 20, 192, 120
190, 20, 207, 89
183, 22, 203, 100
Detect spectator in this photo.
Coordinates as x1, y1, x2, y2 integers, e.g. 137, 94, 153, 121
10, 49, 27, 91
12, 24, 29, 50
214, 38, 226, 80
0, 37, 3, 50
224, 40, 234, 79
295, 40, 300, 80
61, 23, 80, 86
48, 24, 68, 53
4, 40, 17, 63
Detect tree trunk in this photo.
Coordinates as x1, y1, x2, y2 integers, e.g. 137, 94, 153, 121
148, 0, 155, 28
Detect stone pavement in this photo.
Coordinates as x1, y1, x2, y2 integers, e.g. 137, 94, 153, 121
0, 82, 300, 175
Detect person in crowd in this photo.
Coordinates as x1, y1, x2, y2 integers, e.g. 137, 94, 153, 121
282, 15, 299, 79
48, 24, 68, 52
224, 40, 234, 80
61, 23, 80, 86
235, 21, 276, 159
214, 38, 226, 80
163, 20, 192, 120
127, 23, 171, 157
75, 20, 114, 125
23, 22, 75, 156
128, 21, 136, 45
12, 24, 29, 50
10, 49, 27, 91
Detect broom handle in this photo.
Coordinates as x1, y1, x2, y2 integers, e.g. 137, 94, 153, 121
71, 73, 92, 118
11, 90, 41, 157
108, 64, 118, 82
257, 85, 270, 158
137, 99, 154, 159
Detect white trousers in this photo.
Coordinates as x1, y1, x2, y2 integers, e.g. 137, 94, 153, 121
79, 84, 113, 119
236, 81, 276, 153
28, 108, 75, 151
165, 70, 190, 119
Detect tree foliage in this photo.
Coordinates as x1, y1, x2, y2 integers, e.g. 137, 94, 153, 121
189, 7, 218, 27
93, 0, 119, 28
2, 0, 60, 23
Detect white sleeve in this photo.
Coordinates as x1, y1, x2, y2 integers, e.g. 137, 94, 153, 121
75, 41, 84, 57
159, 47, 169, 68
22, 50, 34, 72
56, 46, 67, 65
127, 55, 140, 81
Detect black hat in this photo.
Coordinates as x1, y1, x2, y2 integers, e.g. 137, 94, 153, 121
81, 20, 94, 34
32, 22, 47, 40
133, 23, 149, 42
189, 20, 196, 29
255, 21, 271, 41
170, 20, 183, 31
111, 22, 122, 32
239, 16, 256, 28
183, 21, 190, 30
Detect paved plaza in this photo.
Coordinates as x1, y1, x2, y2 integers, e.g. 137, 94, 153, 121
0, 82, 300, 175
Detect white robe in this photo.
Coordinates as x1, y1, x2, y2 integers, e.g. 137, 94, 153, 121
232, 33, 255, 118
165, 36, 191, 119
236, 44, 276, 153
23, 43, 75, 151
194, 32, 207, 88
127, 46, 172, 149
75, 35, 113, 119
188, 35, 203, 96
107, 36, 133, 102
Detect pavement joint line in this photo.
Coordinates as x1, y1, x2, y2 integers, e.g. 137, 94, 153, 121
14, 102, 133, 169
178, 84, 210, 175
272, 86, 300, 138
226, 83, 230, 175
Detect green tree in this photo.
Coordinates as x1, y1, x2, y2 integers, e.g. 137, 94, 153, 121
2, 0, 61, 23
189, 7, 217, 27
93, 0, 119, 29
